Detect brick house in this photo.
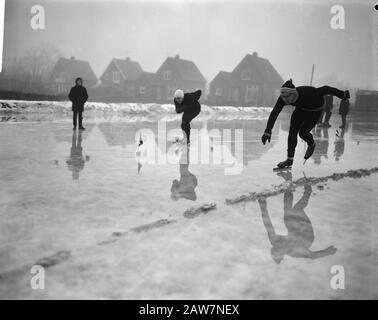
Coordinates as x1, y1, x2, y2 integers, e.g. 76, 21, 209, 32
49, 57, 97, 96
98, 57, 144, 102
134, 72, 159, 103
153, 55, 206, 103
209, 52, 283, 107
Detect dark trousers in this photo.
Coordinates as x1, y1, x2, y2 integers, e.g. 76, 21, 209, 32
341, 114, 347, 127
324, 111, 332, 124
73, 111, 83, 128
181, 108, 200, 143
287, 109, 322, 158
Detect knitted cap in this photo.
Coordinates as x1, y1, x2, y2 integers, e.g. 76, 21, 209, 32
282, 79, 295, 89
174, 89, 184, 99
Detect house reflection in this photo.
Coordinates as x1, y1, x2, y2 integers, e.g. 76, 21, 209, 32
98, 119, 279, 170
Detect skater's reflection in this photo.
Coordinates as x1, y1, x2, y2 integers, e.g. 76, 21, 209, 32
135, 136, 144, 174
313, 126, 329, 165
258, 171, 337, 264
334, 129, 345, 161
171, 145, 197, 201
66, 131, 90, 180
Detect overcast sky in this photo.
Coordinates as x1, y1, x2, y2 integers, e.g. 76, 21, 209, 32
3, 0, 376, 89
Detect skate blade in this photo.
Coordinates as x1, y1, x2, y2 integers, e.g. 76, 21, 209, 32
273, 166, 292, 171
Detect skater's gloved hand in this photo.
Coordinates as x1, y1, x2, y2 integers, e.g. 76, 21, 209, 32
261, 131, 271, 145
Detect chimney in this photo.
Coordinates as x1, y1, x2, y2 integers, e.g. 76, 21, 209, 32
70, 56, 75, 60
252, 52, 258, 57
175, 54, 180, 59
126, 57, 130, 61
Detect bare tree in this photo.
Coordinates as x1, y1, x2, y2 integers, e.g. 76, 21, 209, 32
3, 43, 62, 94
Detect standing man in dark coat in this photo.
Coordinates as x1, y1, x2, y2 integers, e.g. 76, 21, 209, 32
68, 77, 88, 130
261, 79, 349, 169
173, 89, 202, 144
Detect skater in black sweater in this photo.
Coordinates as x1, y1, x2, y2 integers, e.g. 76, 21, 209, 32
261, 79, 349, 168
173, 89, 202, 144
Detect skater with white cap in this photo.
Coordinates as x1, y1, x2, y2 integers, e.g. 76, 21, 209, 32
261, 79, 349, 169
173, 89, 202, 144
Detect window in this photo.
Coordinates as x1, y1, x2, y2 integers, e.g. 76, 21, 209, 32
241, 70, 251, 81
113, 71, 120, 84
215, 88, 223, 96
139, 86, 146, 94
163, 71, 172, 80
245, 85, 259, 103
104, 73, 110, 81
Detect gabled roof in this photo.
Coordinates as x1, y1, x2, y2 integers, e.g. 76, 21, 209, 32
210, 71, 233, 85
232, 53, 283, 84
51, 57, 97, 83
111, 58, 144, 81
158, 56, 206, 83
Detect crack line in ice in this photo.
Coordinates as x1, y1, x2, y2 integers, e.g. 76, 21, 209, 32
225, 167, 378, 205
98, 203, 217, 246
0, 204, 218, 280
0, 250, 72, 283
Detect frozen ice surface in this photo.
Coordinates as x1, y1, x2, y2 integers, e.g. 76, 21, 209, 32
0, 107, 377, 299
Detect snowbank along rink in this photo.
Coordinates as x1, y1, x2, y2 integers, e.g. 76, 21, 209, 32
0, 100, 377, 299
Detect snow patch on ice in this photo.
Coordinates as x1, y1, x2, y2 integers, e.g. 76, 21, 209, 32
0, 100, 272, 115
225, 167, 378, 205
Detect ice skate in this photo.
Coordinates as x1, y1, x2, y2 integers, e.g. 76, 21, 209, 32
273, 158, 293, 171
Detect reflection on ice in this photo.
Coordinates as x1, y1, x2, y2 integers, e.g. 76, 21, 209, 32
0, 112, 378, 299
334, 129, 345, 161
313, 126, 330, 165
259, 171, 336, 264
66, 131, 90, 180
171, 146, 198, 201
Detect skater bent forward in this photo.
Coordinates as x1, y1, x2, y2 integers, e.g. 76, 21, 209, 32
261, 79, 349, 169
173, 89, 202, 144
